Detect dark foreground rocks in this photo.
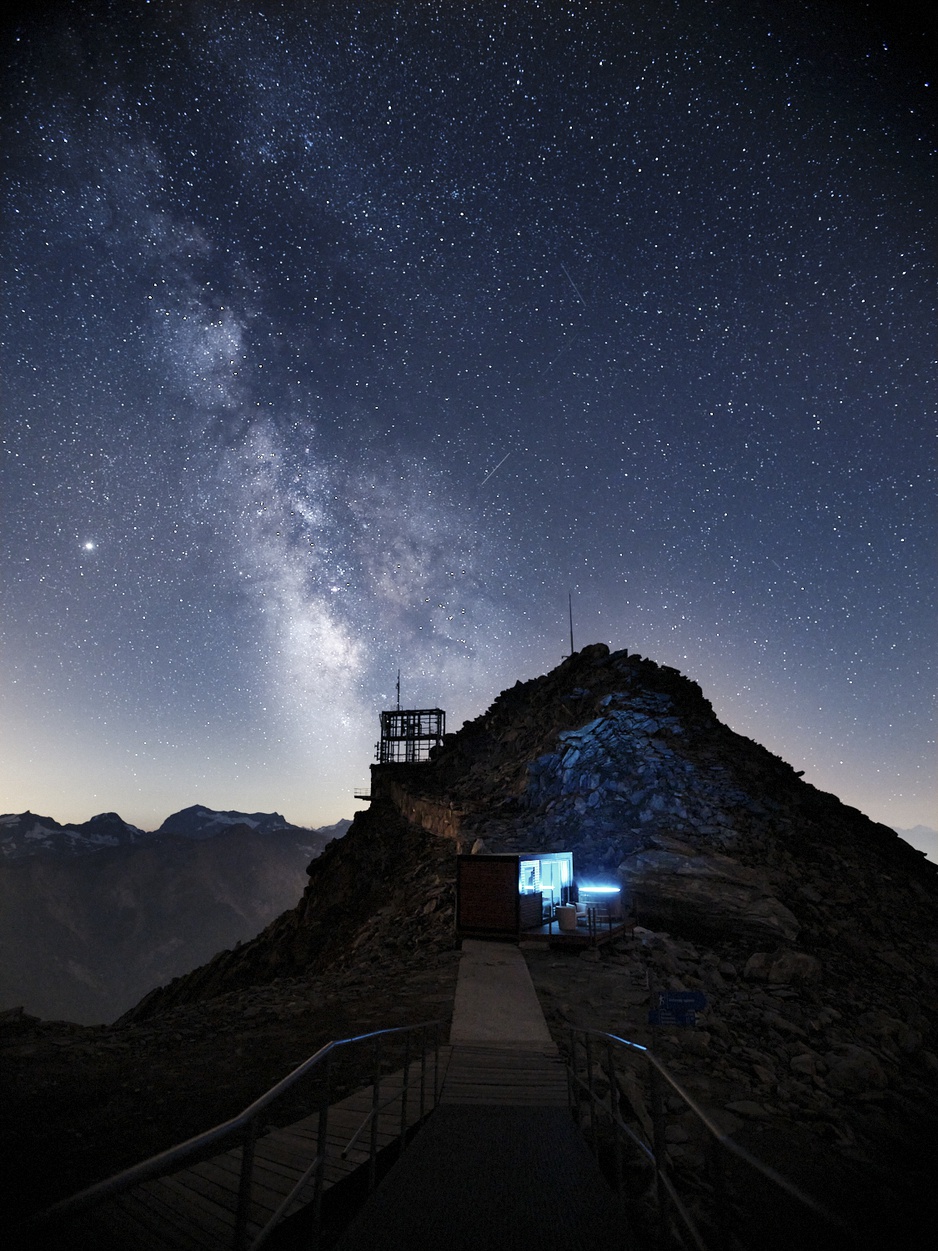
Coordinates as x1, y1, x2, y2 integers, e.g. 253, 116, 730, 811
524, 931, 938, 1250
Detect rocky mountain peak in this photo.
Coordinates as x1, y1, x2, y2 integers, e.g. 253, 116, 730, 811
155, 805, 296, 838
126, 645, 936, 1030
0, 810, 147, 860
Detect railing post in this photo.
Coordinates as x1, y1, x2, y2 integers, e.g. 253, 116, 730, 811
707, 1129, 733, 1251
399, 1029, 411, 1156
419, 1025, 428, 1119
606, 1039, 623, 1195
311, 1050, 332, 1250
369, 1035, 382, 1192
234, 1115, 258, 1251
566, 1028, 577, 1117
585, 1032, 598, 1155
649, 1060, 670, 1250
433, 1022, 441, 1106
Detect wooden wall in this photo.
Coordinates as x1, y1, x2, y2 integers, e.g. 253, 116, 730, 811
456, 855, 519, 936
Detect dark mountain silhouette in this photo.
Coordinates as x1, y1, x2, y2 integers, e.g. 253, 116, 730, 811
0, 807, 349, 1023
4, 647, 936, 1245
892, 824, 938, 863
131, 644, 936, 1017
154, 804, 302, 839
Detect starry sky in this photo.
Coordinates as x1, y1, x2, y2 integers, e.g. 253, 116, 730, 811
1, 0, 935, 834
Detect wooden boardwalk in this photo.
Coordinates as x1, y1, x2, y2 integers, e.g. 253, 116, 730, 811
440, 1042, 569, 1107
67, 1049, 452, 1251
60, 1045, 572, 1249
36, 939, 583, 1249
330, 1044, 621, 1251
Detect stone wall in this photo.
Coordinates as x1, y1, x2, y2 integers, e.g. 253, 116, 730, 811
373, 768, 466, 845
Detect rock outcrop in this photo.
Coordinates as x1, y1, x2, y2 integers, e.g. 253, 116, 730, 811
617, 833, 801, 943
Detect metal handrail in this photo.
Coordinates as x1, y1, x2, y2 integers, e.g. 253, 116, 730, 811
342, 1084, 414, 1159
567, 1026, 857, 1250
27, 1020, 443, 1251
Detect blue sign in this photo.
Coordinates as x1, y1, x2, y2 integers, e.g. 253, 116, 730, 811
647, 990, 707, 1029
648, 1008, 696, 1028
657, 990, 707, 1011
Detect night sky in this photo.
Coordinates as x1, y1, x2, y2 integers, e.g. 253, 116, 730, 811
2, 1, 934, 833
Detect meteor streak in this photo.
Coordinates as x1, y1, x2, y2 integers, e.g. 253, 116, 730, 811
560, 262, 586, 306
480, 451, 510, 486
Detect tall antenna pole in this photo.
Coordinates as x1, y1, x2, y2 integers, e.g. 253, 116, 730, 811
568, 592, 575, 656
396, 669, 401, 711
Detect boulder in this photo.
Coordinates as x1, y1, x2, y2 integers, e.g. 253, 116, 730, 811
823, 1045, 889, 1094
743, 949, 821, 984
618, 835, 800, 943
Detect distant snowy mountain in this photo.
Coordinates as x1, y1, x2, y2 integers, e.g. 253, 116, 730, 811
0, 811, 149, 860
0, 804, 334, 858
893, 825, 938, 864
0, 806, 351, 1023
156, 804, 302, 839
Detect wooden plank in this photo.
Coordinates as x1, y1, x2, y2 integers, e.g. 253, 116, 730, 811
69, 1047, 454, 1250
123, 1192, 222, 1251
96, 1194, 205, 1251
116, 1184, 234, 1251
196, 1145, 308, 1186
440, 1046, 569, 1108
190, 1140, 388, 1219
140, 1175, 240, 1245
187, 1157, 292, 1213
270, 1119, 397, 1158
157, 1163, 241, 1211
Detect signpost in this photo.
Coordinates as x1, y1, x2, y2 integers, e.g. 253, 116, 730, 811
647, 989, 707, 1028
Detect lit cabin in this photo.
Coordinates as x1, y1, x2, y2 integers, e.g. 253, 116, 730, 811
455, 852, 628, 945
455, 852, 574, 938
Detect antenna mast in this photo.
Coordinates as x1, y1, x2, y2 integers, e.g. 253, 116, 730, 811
396, 669, 401, 711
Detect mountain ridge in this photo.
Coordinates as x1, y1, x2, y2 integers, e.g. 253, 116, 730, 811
0, 809, 350, 1023
125, 644, 936, 1016
0, 804, 325, 860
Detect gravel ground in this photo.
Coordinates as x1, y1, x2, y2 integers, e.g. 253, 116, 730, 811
523, 934, 938, 1251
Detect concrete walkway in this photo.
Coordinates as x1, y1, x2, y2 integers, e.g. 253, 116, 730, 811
331, 1104, 629, 1251
448, 938, 555, 1045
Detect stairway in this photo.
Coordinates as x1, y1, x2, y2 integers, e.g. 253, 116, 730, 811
332, 941, 636, 1250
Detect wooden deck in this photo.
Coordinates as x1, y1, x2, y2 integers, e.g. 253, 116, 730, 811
68, 1049, 453, 1251
59, 1044, 574, 1249
440, 1043, 570, 1107
520, 916, 632, 947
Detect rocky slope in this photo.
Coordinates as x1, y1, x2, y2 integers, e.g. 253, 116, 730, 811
0, 808, 348, 1023
4, 645, 937, 1244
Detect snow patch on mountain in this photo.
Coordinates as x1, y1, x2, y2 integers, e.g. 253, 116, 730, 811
0, 805, 344, 860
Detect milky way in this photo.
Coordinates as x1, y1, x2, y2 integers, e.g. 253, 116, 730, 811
1, 1, 934, 830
